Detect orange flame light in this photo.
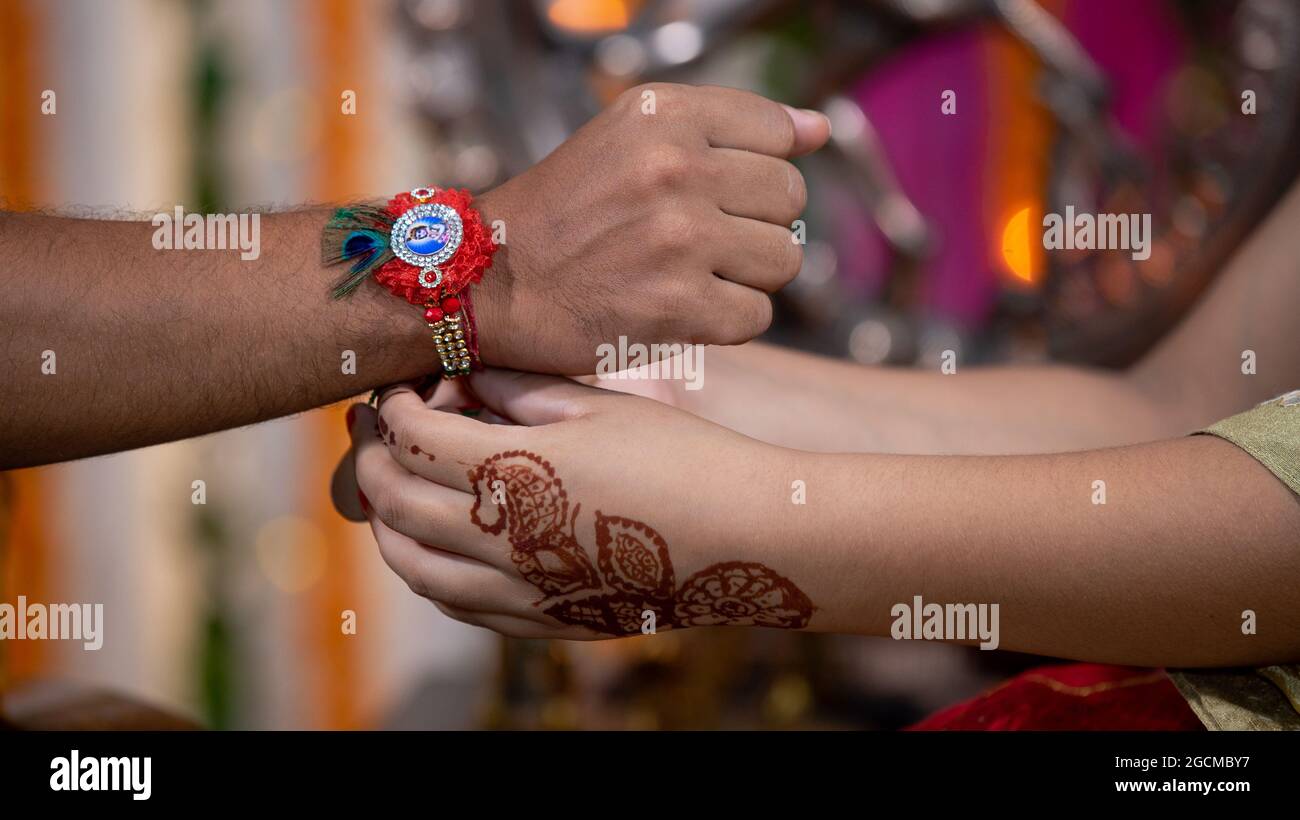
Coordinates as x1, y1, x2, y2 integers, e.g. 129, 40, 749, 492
1000, 204, 1041, 285
546, 0, 634, 33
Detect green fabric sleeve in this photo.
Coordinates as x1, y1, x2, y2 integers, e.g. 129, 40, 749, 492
1173, 389, 1300, 730
1195, 390, 1300, 495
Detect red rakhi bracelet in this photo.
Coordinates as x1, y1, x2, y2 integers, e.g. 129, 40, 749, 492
322, 186, 497, 378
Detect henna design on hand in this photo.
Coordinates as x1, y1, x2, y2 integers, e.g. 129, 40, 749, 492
596, 515, 675, 601
467, 450, 814, 635
409, 444, 436, 462
469, 451, 599, 597
673, 561, 812, 629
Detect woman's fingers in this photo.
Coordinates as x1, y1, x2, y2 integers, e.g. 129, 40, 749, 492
433, 603, 578, 640
331, 436, 365, 522
372, 386, 520, 491
366, 508, 537, 618
353, 409, 586, 630
351, 402, 521, 568
424, 378, 513, 425
467, 368, 611, 426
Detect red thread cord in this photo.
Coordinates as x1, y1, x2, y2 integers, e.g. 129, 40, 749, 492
462, 288, 481, 366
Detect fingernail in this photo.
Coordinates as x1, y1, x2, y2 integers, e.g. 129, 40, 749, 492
345, 405, 357, 432
808, 108, 831, 136
358, 490, 370, 514
376, 382, 416, 406
781, 104, 829, 134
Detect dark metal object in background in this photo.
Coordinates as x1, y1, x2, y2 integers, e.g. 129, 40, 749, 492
1044, 0, 1300, 365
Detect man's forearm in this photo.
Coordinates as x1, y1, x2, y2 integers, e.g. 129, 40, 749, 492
791, 435, 1300, 666
2, 84, 831, 469
0, 206, 508, 468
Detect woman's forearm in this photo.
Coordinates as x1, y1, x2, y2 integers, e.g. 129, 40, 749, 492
791, 435, 1300, 667
680, 174, 1300, 457
678, 341, 1179, 454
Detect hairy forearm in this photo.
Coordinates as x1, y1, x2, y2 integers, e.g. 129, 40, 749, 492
787, 435, 1300, 666
0, 206, 510, 468
679, 341, 1178, 454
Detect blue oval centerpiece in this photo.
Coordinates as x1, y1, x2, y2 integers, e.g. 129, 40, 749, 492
390, 203, 464, 271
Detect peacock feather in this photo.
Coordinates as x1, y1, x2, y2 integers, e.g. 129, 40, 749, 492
322, 204, 397, 298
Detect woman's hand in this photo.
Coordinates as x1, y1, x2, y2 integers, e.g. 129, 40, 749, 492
336, 369, 819, 639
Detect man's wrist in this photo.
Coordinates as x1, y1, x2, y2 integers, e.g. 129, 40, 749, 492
466, 187, 517, 368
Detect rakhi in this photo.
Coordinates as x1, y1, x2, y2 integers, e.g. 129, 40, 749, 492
322, 186, 497, 378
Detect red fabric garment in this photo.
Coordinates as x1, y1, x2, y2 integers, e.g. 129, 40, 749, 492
908, 663, 1205, 731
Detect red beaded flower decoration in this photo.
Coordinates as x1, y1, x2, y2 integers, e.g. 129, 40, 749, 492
321, 186, 498, 312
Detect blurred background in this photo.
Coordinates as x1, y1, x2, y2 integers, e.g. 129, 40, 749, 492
2, 0, 1298, 729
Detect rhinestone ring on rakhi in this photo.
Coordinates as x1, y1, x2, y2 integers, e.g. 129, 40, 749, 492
390, 202, 464, 290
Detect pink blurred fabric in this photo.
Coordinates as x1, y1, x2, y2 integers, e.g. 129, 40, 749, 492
845, 0, 1184, 328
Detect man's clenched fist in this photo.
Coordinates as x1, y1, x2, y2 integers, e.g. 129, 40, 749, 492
471, 83, 830, 374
